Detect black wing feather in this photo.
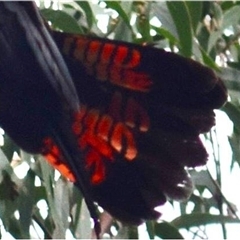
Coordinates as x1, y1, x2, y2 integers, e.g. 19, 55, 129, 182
51, 30, 227, 224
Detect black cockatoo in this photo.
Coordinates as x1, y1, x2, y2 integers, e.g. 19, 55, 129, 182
0, 1, 228, 237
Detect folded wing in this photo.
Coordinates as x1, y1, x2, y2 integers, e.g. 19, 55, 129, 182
49, 30, 228, 224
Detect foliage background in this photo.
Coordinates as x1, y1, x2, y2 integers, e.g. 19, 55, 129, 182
1, 1, 240, 239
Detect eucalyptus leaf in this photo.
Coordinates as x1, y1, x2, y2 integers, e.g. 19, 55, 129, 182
221, 5, 240, 30
54, 178, 70, 230
40, 8, 84, 34
228, 131, 240, 168
155, 221, 184, 239
18, 170, 35, 238
172, 213, 240, 229
222, 102, 240, 132
104, 1, 132, 31
75, 1, 95, 30
152, 2, 178, 38
190, 170, 220, 197
185, 1, 203, 34
219, 67, 240, 92
146, 221, 155, 239
167, 1, 192, 57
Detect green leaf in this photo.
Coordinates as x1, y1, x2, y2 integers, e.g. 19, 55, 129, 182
211, 2, 223, 29
1, 135, 19, 161
167, 1, 193, 57
75, 1, 95, 30
0, 173, 19, 237
34, 186, 47, 205
32, 207, 53, 239
222, 102, 240, 132
7, 217, 22, 239
228, 131, 240, 168
155, 222, 184, 239
112, 1, 133, 41
185, 1, 203, 34
0, 148, 14, 177
197, 22, 210, 52
104, 1, 132, 31
69, 186, 84, 238
78, 199, 91, 239
146, 221, 155, 239
222, 5, 240, 30
18, 170, 35, 238
151, 26, 178, 44
114, 20, 133, 42
152, 2, 178, 39
208, 4, 240, 53
116, 225, 138, 239
134, 2, 152, 42
227, 62, 240, 70
219, 67, 240, 92
0, 171, 18, 202
52, 178, 70, 238
128, 225, 139, 239
38, 156, 60, 229
190, 170, 220, 197
172, 213, 240, 229
199, 47, 220, 71
40, 9, 84, 34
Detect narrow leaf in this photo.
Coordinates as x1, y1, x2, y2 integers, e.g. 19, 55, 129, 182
75, 1, 95, 30
172, 213, 240, 229
199, 47, 220, 71
185, 1, 203, 34
152, 2, 178, 38
135, 2, 152, 42
146, 221, 155, 239
40, 9, 83, 34
104, 1, 132, 31
151, 26, 178, 44
219, 67, 240, 92
18, 170, 35, 238
222, 5, 240, 30
155, 222, 184, 239
222, 102, 240, 132
167, 1, 192, 57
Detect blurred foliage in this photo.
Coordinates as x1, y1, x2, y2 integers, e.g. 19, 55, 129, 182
1, 0, 240, 239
